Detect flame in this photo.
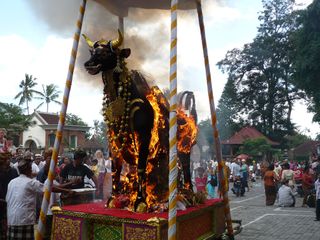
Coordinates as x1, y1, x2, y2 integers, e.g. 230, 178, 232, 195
145, 86, 168, 208
108, 129, 139, 209
106, 86, 168, 210
177, 107, 198, 154
146, 86, 166, 160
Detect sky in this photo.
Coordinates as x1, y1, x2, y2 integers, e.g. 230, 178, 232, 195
0, 0, 318, 138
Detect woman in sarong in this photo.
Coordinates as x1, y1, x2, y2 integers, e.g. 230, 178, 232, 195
264, 164, 278, 206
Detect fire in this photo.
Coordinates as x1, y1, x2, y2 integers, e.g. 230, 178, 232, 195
107, 86, 168, 210
145, 86, 168, 208
108, 129, 139, 208
177, 107, 198, 154
146, 86, 167, 160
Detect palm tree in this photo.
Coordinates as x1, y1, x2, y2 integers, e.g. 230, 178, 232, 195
14, 74, 41, 115
36, 84, 61, 112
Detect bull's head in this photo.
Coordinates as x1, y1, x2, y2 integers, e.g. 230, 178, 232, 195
83, 30, 131, 75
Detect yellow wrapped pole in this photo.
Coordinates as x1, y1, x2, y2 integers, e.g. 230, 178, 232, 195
168, 0, 178, 239
195, 0, 234, 238
35, 0, 87, 239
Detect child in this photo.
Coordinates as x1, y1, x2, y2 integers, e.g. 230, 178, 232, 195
206, 169, 217, 199
195, 167, 207, 193
315, 174, 320, 221
91, 159, 99, 177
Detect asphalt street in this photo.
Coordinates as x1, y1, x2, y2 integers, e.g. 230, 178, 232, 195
229, 179, 320, 240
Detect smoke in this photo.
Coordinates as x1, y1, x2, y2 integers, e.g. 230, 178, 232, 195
26, 0, 227, 91
26, 0, 171, 88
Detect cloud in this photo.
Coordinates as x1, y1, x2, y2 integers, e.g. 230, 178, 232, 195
292, 101, 320, 138
0, 35, 38, 97
7, 0, 317, 136
16, 0, 254, 126
0, 33, 105, 124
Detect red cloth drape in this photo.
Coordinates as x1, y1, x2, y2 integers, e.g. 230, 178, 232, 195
62, 198, 222, 221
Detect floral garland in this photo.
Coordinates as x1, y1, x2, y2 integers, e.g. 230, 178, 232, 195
102, 62, 132, 154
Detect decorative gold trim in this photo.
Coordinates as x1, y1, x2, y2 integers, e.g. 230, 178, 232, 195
52, 210, 165, 227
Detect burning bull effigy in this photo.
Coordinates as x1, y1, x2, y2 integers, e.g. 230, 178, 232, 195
83, 30, 199, 212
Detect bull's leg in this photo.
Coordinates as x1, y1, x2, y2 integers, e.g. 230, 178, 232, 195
179, 152, 193, 190
132, 103, 154, 210
112, 157, 123, 193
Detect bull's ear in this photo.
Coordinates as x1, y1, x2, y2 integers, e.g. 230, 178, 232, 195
120, 48, 131, 58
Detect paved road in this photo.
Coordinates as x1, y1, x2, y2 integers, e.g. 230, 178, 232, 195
228, 179, 320, 240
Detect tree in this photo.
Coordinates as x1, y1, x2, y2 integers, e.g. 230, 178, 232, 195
65, 113, 90, 139
66, 113, 88, 126
239, 137, 275, 161
93, 120, 108, 146
217, 0, 305, 144
36, 84, 61, 112
14, 74, 41, 115
284, 132, 311, 150
292, 0, 320, 123
0, 102, 35, 145
216, 77, 244, 140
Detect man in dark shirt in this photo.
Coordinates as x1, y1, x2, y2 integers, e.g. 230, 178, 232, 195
60, 150, 98, 191
0, 151, 19, 239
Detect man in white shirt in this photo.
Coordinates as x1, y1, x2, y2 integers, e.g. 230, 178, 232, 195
231, 159, 241, 181
277, 180, 296, 207
13, 152, 39, 178
6, 158, 44, 239
6, 158, 72, 239
34, 154, 45, 170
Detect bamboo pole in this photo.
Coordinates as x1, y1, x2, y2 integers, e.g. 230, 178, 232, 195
168, 0, 178, 239
35, 0, 87, 239
195, 0, 234, 238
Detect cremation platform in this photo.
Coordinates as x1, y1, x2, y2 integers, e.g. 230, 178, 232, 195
51, 199, 225, 240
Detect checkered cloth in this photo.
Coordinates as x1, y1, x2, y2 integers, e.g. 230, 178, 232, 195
0, 218, 7, 240
0, 200, 7, 240
8, 225, 34, 240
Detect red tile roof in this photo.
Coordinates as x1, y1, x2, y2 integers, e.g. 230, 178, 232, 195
292, 140, 320, 156
38, 112, 59, 124
79, 137, 104, 149
221, 126, 279, 145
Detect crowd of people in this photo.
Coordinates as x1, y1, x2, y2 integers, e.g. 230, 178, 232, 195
262, 158, 320, 221
1, 122, 320, 239
192, 156, 320, 222
0, 142, 113, 240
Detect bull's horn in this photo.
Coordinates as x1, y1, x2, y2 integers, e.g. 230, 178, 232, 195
111, 29, 123, 49
82, 34, 94, 48
98, 39, 108, 45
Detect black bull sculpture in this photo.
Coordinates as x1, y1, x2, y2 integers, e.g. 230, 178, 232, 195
83, 30, 197, 207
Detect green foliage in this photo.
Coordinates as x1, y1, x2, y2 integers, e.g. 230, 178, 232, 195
66, 113, 88, 126
284, 132, 311, 149
0, 102, 35, 138
35, 84, 61, 112
14, 74, 41, 115
65, 113, 90, 139
216, 77, 244, 140
217, 0, 305, 144
93, 120, 108, 146
292, 0, 320, 123
239, 137, 273, 157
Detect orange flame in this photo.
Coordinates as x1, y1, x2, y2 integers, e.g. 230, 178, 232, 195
145, 86, 168, 208
107, 86, 168, 210
146, 87, 166, 160
177, 107, 198, 154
